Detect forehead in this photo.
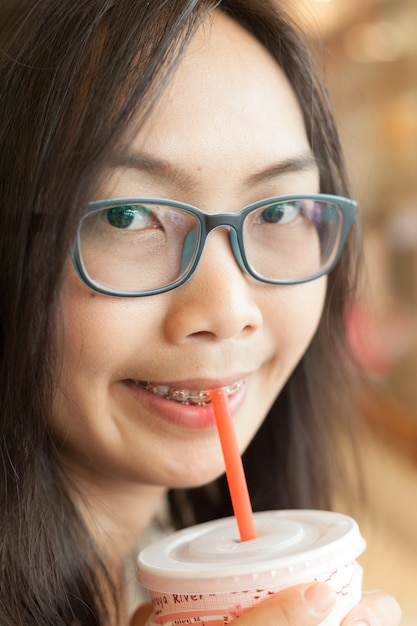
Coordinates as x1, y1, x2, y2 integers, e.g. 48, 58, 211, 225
106, 9, 316, 204
136, 11, 307, 143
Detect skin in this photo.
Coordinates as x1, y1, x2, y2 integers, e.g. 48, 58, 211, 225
50, 10, 401, 626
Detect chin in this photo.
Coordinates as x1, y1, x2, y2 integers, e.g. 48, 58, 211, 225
164, 466, 226, 491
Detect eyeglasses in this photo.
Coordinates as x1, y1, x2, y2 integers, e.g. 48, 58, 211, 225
70, 193, 357, 297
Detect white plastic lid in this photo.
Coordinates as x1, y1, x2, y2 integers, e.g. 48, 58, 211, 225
138, 509, 366, 593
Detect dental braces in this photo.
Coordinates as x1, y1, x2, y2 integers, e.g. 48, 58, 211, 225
137, 379, 244, 406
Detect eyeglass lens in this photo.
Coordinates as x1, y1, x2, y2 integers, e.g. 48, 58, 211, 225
77, 199, 343, 293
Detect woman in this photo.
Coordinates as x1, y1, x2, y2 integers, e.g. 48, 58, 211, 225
0, 0, 401, 624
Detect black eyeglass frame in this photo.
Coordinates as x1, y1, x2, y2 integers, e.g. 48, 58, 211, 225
70, 193, 357, 297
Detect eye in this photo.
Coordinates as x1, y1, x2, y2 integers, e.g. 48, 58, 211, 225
260, 201, 301, 224
104, 205, 159, 230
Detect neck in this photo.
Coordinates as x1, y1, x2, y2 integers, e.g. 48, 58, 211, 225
77, 481, 167, 564
69, 473, 167, 618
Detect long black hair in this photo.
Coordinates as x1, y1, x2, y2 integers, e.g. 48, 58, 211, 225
0, 1, 360, 623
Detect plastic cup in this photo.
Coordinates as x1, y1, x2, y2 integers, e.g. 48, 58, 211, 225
137, 509, 366, 626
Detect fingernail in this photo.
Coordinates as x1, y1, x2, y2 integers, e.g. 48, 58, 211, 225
303, 583, 336, 615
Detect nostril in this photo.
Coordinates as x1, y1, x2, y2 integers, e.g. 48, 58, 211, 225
187, 330, 218, 341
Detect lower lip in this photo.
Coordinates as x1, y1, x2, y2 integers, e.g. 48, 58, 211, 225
123, 379, 249, 429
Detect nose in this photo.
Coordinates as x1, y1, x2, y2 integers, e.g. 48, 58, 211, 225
162, 229, 263, 343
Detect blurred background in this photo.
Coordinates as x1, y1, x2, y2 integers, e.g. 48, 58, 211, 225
296, 0, 417, 413
289, 1, 417, 621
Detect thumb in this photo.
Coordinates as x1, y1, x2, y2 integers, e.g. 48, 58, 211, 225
234, 582, 336, 626
130, 602, 153, 626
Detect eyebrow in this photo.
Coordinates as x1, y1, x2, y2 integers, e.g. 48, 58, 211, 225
109, 150, 318, 189
110, 151, 198, 189
245, 153, 318, 186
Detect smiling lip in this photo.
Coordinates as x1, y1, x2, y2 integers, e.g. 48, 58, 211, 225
124, 375, 249, 429
132, 379, 245, 406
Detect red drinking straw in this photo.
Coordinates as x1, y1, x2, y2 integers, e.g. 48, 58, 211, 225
210, 388, 257, 542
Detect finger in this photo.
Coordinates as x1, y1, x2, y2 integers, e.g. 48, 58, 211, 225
341, 590, 402, 626
130, 602, 153, 626
234, 582, 336, 626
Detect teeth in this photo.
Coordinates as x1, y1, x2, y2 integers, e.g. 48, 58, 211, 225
137, 380, 244, 406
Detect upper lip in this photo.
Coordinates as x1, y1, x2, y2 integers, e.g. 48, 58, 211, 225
130, 374, 250, 391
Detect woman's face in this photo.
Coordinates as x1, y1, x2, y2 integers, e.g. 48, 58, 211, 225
52, 11, 326, 491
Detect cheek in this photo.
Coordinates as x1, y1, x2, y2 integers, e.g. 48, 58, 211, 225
56, 294, 119, 380
50, 273, 166, 457
51, 288, 123, 445
54, 270, 161, 390
264, 278, 327, 352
